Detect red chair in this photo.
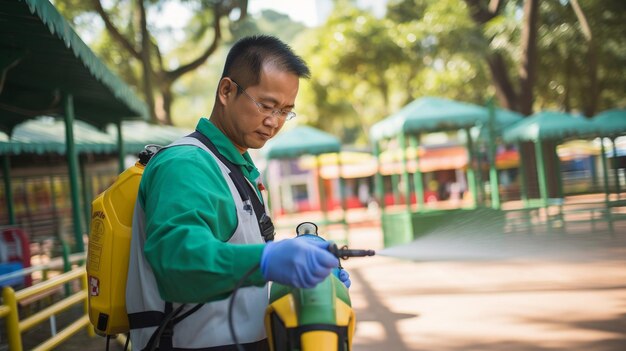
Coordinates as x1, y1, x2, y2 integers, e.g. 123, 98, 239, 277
0, 227, 32, 286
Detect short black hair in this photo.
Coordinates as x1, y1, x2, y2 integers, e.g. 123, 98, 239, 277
221, 35, 310, 88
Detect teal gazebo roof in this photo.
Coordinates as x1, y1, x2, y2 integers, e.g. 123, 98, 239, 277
370, 97, 488, 141
0, 117, 116, 154
503, 111, 597, 143
475, 108, 524, 142
0, 118, 193, 156
593, 109, 626, 137
262, 126, 341, 159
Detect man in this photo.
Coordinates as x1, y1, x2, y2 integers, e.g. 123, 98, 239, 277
126, 35, 349, 350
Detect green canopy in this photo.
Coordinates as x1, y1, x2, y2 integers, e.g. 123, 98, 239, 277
491, 108, 525, 130
262, 126, 341, 159
475, 108, 525, 142
503, 111, 597, 143
0, 117, 116, 154
107, 121, 192, 154
0, 119, 192, 155
0, 0, 148, 134
593, 109, 626, 137
592, 109, 626, 199
370, 97, 488, 141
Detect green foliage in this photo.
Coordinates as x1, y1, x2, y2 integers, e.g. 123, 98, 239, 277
534, 0, 626, 113
295, 0, 492, 145
54, 0, 626, 139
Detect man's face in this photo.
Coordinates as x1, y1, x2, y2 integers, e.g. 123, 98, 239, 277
220, 64, 300, 153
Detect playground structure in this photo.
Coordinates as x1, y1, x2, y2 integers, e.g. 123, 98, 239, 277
369, 98, 626, 247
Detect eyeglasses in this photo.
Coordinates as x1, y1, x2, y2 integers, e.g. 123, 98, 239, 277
230, 79, 296, 121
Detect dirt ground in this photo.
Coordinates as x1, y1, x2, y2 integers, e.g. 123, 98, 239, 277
33, 214, 626, 351
345, 225, 626, 351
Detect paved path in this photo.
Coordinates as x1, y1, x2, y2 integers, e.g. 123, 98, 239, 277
48, 218, 626, 350
344, 223, 626, 351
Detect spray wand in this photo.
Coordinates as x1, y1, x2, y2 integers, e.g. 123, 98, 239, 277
295, 221, 375, 259
328, 243, 375, 260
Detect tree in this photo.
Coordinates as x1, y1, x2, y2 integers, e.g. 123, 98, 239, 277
294, 4, 403, 144
295, 0, 492, 144
463, 0, 539, 115
531, 0, 626, 115
56, 0, 249, 125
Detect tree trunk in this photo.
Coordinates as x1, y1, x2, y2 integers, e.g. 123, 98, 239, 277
570, 0, 599, 117
487, 53, 518, 111
518, 0, 539, 116
564, 55, 572, 112
158, 82, 174, 126
137, 0, 157, 122
89, 0, 245, 125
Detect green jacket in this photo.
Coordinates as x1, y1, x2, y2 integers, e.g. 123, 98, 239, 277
138, 118, 266, 303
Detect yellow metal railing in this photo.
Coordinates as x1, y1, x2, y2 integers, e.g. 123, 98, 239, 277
0, 266, 94, 351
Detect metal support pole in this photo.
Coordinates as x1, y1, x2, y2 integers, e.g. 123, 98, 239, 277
373, 142, 385, 212
2, 287, 22, 351
2, 155, 15, 224
409, 135, 424, 211
316, 155, 328, 225
80, 156, 91, 231
464, 128, 477, 208
487, 99, 500, 209
116, 120, 125, 173
553, 143, 563, 198
600, 138, 610, 202
399, 133, 411, 211
337, 153, 348, 244
517, 142, 529, 206
64, 94, 84, 253
391, 173, 400, 206
611, 137, 621, 198
534, 141, 548, 206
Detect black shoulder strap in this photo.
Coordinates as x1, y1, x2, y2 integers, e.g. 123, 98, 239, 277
189, 131, 275, 242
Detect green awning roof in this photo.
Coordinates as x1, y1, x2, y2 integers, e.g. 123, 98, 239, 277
503, 111, 597, 143
108, 121, 192, 154
593, 109, 626, 137
0, 0, 148, 134
475, 108, 524, 141
0, 118, 194, 155
262, 126, 341, 159
370, 97, 488, 141
0, 116, 116, 154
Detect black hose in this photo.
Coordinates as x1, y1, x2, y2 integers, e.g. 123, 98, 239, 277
228, 263, 261, 351
123, 333, 130, 351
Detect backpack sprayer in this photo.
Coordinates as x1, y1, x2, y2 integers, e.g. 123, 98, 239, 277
229, 222, 375, 351
87, 142, 375, 350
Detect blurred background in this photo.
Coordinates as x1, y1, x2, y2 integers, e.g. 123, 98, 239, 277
0, 0, 625, 350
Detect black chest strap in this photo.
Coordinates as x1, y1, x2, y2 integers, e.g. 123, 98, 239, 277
189, 131, 275, 242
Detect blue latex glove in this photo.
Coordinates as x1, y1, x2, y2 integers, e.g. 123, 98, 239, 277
261, 239, 338, 288
337, 269, 351, 289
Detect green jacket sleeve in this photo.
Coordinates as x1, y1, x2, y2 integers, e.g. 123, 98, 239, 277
139, 146, 266, 303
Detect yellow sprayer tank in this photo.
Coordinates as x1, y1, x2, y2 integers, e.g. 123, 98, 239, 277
87, 161, 145, 335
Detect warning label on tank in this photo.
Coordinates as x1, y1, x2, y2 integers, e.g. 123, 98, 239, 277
88, 243, 102, 272
89, 276, 100, 296
91, 218, 105, 244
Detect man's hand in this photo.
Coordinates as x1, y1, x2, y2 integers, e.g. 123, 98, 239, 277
261, 239, 338, 288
